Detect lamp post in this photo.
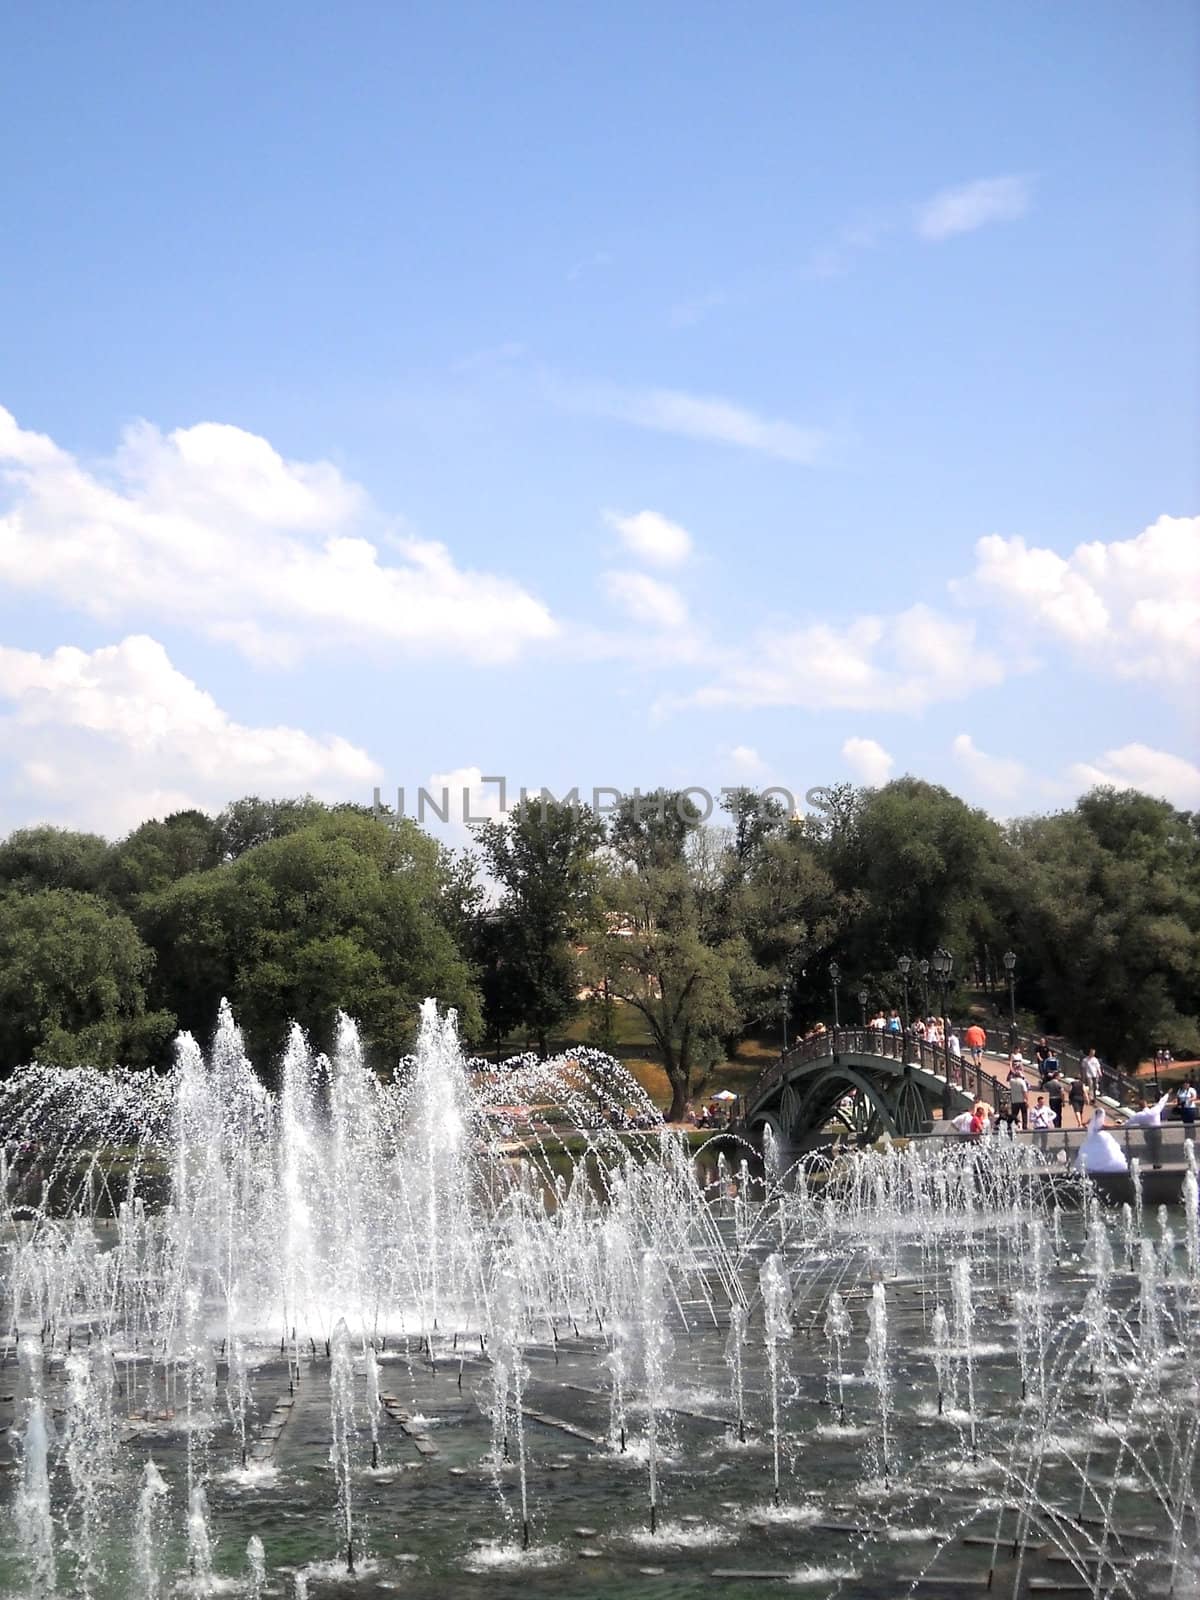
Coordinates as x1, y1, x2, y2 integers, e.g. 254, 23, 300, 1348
919, 958, 930, 1018
897, 955, 912, 1033
780, 939, 802, 1054
858, 988, 869, 1028
929, 947, 954, 1112
1003, 949, 1017, 1049
829, 961, 841, 1032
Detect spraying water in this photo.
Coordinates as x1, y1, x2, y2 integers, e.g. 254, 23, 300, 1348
760, 1252, 791, 1505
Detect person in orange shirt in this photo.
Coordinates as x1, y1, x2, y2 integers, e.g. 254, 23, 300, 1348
963, 1023, 987, 1068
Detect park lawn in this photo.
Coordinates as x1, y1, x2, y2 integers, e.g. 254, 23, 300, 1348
489, 998, 779, 1116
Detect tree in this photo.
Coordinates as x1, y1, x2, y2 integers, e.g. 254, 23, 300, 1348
0, 826, 111, 896
814, 778, 1007, 1015
590, 853, 753, 1122
731, 816, 856, 1037
1011, 789, 1200, 1066
141, 811, 481, 1072
0, 889, 174, 1071
103, 810, 224, 904
214, 795, 334, 860
589, 792, 762, 1120
473, 797, 604, 1054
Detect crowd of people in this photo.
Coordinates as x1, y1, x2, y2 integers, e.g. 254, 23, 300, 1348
805, 1012, 1200, 1139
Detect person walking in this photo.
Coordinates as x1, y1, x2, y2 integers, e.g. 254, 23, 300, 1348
1068, 1074, 1087, 1128
964, 1022, 987, 1069
1082, 1048, 1103, 1100
1030, 1095, 1055, 1158
1008, 1059, 1029, 1130
1045, 1067, 1065, 1128
948, 1026, 962, 1085
1177, 1077, 1198, 1136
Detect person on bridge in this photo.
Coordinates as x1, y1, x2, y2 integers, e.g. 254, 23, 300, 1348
1177, 1078, 1198, 1133
1075, 1108, 1127, 1175
1030, 1095, 1055, 1157
1045, 1067, 1065, 1128
1082, 1049, 1103, 1098
964, 1023, 986, 1068
1007, 1061, 1029, 1130
1068, 1074, 1087, 1128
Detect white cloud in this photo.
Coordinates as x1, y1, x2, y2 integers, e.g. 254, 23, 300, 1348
0, 635, 380, 836
962, 514, 1200, 680
681, 603, 1005, 714
603, 570, 689, 631
1070, 743, 1200, 810
0, 406, 558, 666
951, 733, 1027, 804
421, 764, 508, 827
915, 175, 1031, 241
604, 509, 693, 568
842, 737, 894, 787
582, 385, 828, 464
728, 744, 769, 778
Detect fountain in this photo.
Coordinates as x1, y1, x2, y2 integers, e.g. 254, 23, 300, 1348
1, 999, 1198, 1597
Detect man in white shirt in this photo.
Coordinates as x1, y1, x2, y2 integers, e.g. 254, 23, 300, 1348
1082, 1050, 1103, 1099
1125, 1091, 1171, 1168
1029, 1095, 1056, 1158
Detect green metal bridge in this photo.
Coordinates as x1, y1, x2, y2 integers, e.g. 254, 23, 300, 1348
743, 1027, 1010, 1158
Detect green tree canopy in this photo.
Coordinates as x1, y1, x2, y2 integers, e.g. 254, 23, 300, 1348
0, 888, 174, 1070
103, 810, 224, 904
589, 792, 764, 1120
141, 810, 480, 1072
473, 797, 604, 1053
1011, 788, 1200, 1066
0, 825, 111, 896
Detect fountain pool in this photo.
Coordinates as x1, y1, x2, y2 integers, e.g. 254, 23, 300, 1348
1, 1000, 1197, 1598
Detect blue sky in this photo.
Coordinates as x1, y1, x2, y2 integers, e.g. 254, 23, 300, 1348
1, 0, 1197, 839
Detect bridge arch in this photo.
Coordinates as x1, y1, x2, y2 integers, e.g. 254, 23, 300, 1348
744, 1026, 1008, 1161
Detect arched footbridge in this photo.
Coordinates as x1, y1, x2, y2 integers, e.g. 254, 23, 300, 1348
744, 1028, 1009, 1159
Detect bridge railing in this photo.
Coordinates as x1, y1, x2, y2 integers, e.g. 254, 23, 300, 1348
752, 1028, 1010, 1117
998, 1027, 1140, 1108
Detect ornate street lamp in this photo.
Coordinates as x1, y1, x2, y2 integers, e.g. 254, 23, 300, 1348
1003, 949, 1017, 1045
929, 947, 954, 1110
897, 955, 912, 1032
829, 961, 841, 1030
858, 988, 869, 1027
780, 937, 802, 1054
919, 958, 930, 1017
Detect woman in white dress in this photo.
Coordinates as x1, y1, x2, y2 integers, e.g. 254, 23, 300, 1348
1074, 1108, 1127, 1175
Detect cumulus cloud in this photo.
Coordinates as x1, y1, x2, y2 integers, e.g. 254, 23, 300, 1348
580, 384, 828, 464
915, 175, 1031, 240
603, 570, 689, 630
962, 514, 1200, 680
605, 509, 693, 568
842, 737, 894, 787
0, 635, 380, 836
0, 406, 558, 666
680, 604, 1005, 714
1070, 743, 1200, 810
728, 744, 769, 778
951, 733, 1027, 804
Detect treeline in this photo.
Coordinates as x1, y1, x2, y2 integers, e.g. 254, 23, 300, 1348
0, 782, 1197, 1114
